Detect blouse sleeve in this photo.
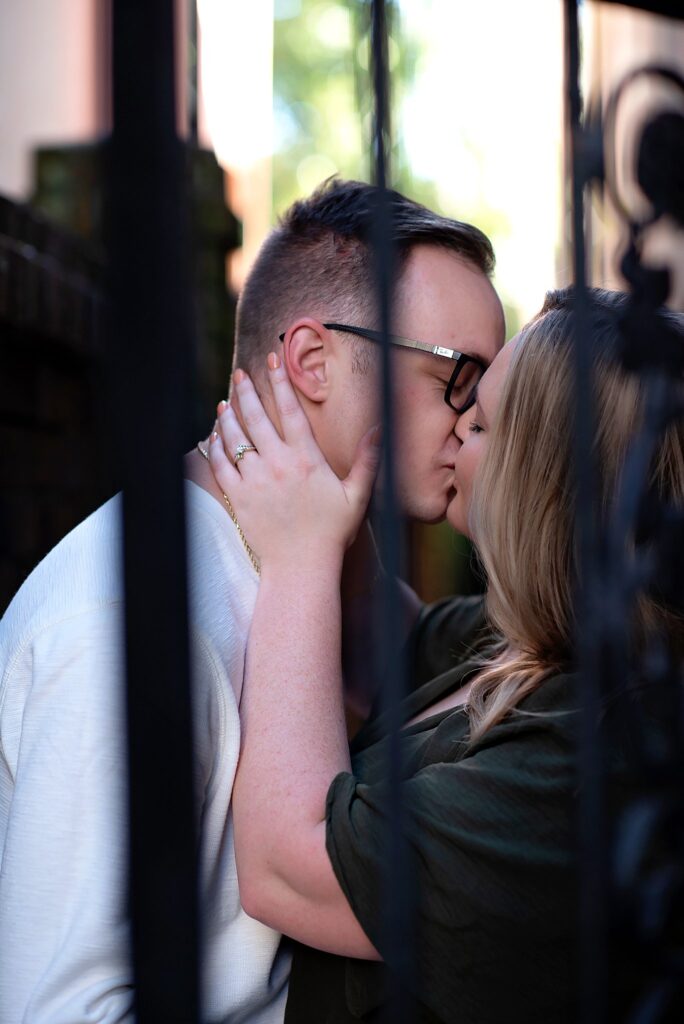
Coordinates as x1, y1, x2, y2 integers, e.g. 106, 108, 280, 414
408, 594, 488, 688
325, 705, 578, 1022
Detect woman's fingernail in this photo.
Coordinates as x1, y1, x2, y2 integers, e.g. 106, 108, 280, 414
233, 368, 245, 385
210, 431, 219, 444
217, 399, 228, 414
267, 352, 281, 371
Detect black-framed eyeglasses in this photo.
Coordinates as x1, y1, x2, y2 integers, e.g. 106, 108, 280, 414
278, 321, 486, 413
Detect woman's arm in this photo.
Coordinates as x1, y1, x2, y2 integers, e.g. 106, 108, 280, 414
236, 559, 379, 956
209, 359, 381, 958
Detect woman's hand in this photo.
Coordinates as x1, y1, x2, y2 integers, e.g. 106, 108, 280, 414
208, 354, 381, 570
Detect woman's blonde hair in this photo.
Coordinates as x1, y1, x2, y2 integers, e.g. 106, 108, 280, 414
467, 287, 684, 741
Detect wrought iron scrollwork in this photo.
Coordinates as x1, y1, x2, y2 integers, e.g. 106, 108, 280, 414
578, 54, 684, 1024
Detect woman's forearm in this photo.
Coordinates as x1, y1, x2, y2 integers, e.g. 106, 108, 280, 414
233, 551, 351, 911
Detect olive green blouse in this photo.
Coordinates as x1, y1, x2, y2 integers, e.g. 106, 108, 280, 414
282, 596, 655, 1023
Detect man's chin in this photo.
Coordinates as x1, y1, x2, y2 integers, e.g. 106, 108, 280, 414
401, 495, 450, 526
390, 481, 457, 526
419, 509, 448, 526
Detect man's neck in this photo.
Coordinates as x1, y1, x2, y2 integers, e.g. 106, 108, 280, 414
341, 520, 379, 600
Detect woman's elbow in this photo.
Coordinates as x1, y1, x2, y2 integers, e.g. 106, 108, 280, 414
236, 857, 277, 924
239, 888, 268, 925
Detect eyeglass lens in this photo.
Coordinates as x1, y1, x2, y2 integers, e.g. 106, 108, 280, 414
447, 359, 482, 412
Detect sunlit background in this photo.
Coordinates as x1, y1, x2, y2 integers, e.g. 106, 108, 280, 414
197, 0, 565, 329
3, 1, 680, 323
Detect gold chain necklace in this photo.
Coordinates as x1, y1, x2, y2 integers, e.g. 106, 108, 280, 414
196, 441, 261, 576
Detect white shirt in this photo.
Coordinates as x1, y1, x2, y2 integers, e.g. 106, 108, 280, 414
0, 482, 288, 1023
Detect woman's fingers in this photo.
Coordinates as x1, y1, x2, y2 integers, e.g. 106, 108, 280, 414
207, 425, 242, 493
266, 353, 317, 450
231, 369, 281, 455
216, 402, 255, 468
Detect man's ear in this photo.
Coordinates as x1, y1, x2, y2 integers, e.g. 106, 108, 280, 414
281, 318, 332, 404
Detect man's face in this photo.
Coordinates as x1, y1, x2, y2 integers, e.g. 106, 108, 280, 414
267, 243, 504, 526
385, 245, 505, 524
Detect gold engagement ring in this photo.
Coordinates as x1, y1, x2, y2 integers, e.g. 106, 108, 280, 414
233, 443, 258, 464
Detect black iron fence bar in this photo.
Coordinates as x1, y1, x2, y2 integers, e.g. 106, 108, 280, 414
369, 3, 417, 1022
563, 2, 607, 1022
108, 2, 199, 1021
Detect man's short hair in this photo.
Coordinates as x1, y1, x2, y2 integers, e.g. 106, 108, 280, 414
235, 177, 495, 376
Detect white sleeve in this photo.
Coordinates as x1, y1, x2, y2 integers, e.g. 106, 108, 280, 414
0, 606, 134, 1024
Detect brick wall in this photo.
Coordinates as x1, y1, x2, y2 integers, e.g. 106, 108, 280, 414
1, 146, 240, 613
0, 196, 107, 611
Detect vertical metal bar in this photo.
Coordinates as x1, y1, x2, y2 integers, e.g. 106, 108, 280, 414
188, 0, 199, 145
369, 3, 416, 1022
108, 2, 199, 1021
563, 2, 606, 1022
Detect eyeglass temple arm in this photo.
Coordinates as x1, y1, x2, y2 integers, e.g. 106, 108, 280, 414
322, 323, 463, 361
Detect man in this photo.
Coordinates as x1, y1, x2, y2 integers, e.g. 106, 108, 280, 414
0, 179, 504, 1022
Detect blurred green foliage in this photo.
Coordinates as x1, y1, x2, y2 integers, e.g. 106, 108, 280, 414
272, 0, 440, 216
272, 0, 520, 340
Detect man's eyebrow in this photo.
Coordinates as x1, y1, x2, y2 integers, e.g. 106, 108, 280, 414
462, 349, 490, 368
426, 352, 458, 374
430, 348, 488, 370
437, 344, 489, 366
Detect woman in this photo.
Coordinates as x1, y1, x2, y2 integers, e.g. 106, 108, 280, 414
209, 287, 683, 1022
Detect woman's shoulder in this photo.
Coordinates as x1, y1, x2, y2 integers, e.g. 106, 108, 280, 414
464, 670, 582, 757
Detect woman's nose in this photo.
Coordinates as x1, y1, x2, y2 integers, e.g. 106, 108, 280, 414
454, 405, 476, 444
